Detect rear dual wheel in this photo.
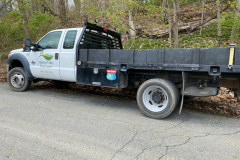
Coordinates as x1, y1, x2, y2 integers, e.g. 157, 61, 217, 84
137, 79, 179, 119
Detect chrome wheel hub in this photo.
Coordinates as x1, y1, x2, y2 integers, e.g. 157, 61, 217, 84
143, 85, 168, 112
11, 73, 24, 89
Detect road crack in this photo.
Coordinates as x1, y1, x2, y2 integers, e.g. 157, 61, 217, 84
111, 131, 138, 160
158, 146, 169, 160
132, 120, 185, 160
157, 131, 240, 160
134, 139, 165, 160
158, 136, 191, 160
212, 130, 240, 136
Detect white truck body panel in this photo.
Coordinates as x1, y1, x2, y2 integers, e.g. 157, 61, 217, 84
59, 28, 83, 82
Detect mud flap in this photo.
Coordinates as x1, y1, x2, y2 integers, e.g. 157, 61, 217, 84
179, 71, 186, 114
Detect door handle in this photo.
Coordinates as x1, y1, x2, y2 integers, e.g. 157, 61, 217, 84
55, 53, 59, 60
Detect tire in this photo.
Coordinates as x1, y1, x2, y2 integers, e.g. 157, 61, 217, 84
137, 78, 180, 119
7, 67, 32, 92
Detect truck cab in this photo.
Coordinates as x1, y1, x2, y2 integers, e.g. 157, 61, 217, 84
8, 20, 122, 89
9, 28, 83, 82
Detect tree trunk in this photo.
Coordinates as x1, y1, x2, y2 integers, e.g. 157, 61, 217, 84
53, 0, 59, 14
74, 0, 81, 12
80, 0, 84, 14
167, 0, 172, 47
162, 0, 167, 8
31, 0, 40, 12
16, 0, 32, 39
217, 0, 221, 36
59, 0, 67, 27
65, 0, 68, 13
128, 0, 136, 39
129, 10, 136, 39
2, 0, 7, 14
49, 0, 55, 10
200, 0, 204, 35
9, 0, 12, 11
173, 0, 179, 48
231, 0, 240, 44
162, 0, 168, 24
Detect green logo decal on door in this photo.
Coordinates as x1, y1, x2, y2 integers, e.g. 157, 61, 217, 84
40, 51, 53, 60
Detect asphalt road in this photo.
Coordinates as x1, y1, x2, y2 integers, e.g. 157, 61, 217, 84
0, 83, 240, 160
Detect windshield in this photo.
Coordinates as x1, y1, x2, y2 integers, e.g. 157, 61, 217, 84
38, 31, 62, 49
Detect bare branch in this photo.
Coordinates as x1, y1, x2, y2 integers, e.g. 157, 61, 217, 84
0, 0, 12, 13
190, 5, 229, 33
39, 0, 59, 16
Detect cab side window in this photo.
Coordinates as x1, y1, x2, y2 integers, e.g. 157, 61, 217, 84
63, 30, 77, 49
38, 31, 62, 49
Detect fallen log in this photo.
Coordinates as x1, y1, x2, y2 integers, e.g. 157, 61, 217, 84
136, 5, 229, 39
136, 20, 210, 38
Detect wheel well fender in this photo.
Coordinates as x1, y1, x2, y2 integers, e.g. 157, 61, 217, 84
7, 54, 34, 80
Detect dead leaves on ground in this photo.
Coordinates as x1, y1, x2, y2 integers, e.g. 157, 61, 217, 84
185, 88, 240, 118
0, 62, 6, 82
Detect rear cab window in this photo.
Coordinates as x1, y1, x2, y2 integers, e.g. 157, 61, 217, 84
63, 30, 78, 49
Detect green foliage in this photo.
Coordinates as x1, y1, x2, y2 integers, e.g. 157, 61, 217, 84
218, 0, 240, 43
221, 11, 240, 41
0, 11, 25, 51
0, 11, 56, 49
221, 12, 235, 34
179, 0, 201, 4
28, 12, 57, 42
0, 10, 59, 58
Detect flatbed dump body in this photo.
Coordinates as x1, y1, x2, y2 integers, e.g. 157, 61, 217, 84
78, 48, 240, 73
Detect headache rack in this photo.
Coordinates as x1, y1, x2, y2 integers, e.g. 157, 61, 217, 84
79, 19, 123, 49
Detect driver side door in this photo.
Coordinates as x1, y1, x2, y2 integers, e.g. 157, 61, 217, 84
29, 30, 64, 80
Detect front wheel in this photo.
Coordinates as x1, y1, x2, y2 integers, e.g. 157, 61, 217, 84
7, 67, 32, 92
137, 79, 180, 119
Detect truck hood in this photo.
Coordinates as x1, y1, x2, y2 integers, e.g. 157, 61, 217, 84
10, 48, 23, 54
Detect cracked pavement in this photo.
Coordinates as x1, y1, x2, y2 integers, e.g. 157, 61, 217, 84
0, 83, 240, 160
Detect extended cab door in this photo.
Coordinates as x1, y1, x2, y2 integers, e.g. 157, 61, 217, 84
59, 29, 82, 82
29, 30, 64, 80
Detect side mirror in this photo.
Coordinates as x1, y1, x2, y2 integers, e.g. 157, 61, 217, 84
32, 43, 43, 51
22, 38, 31, 52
